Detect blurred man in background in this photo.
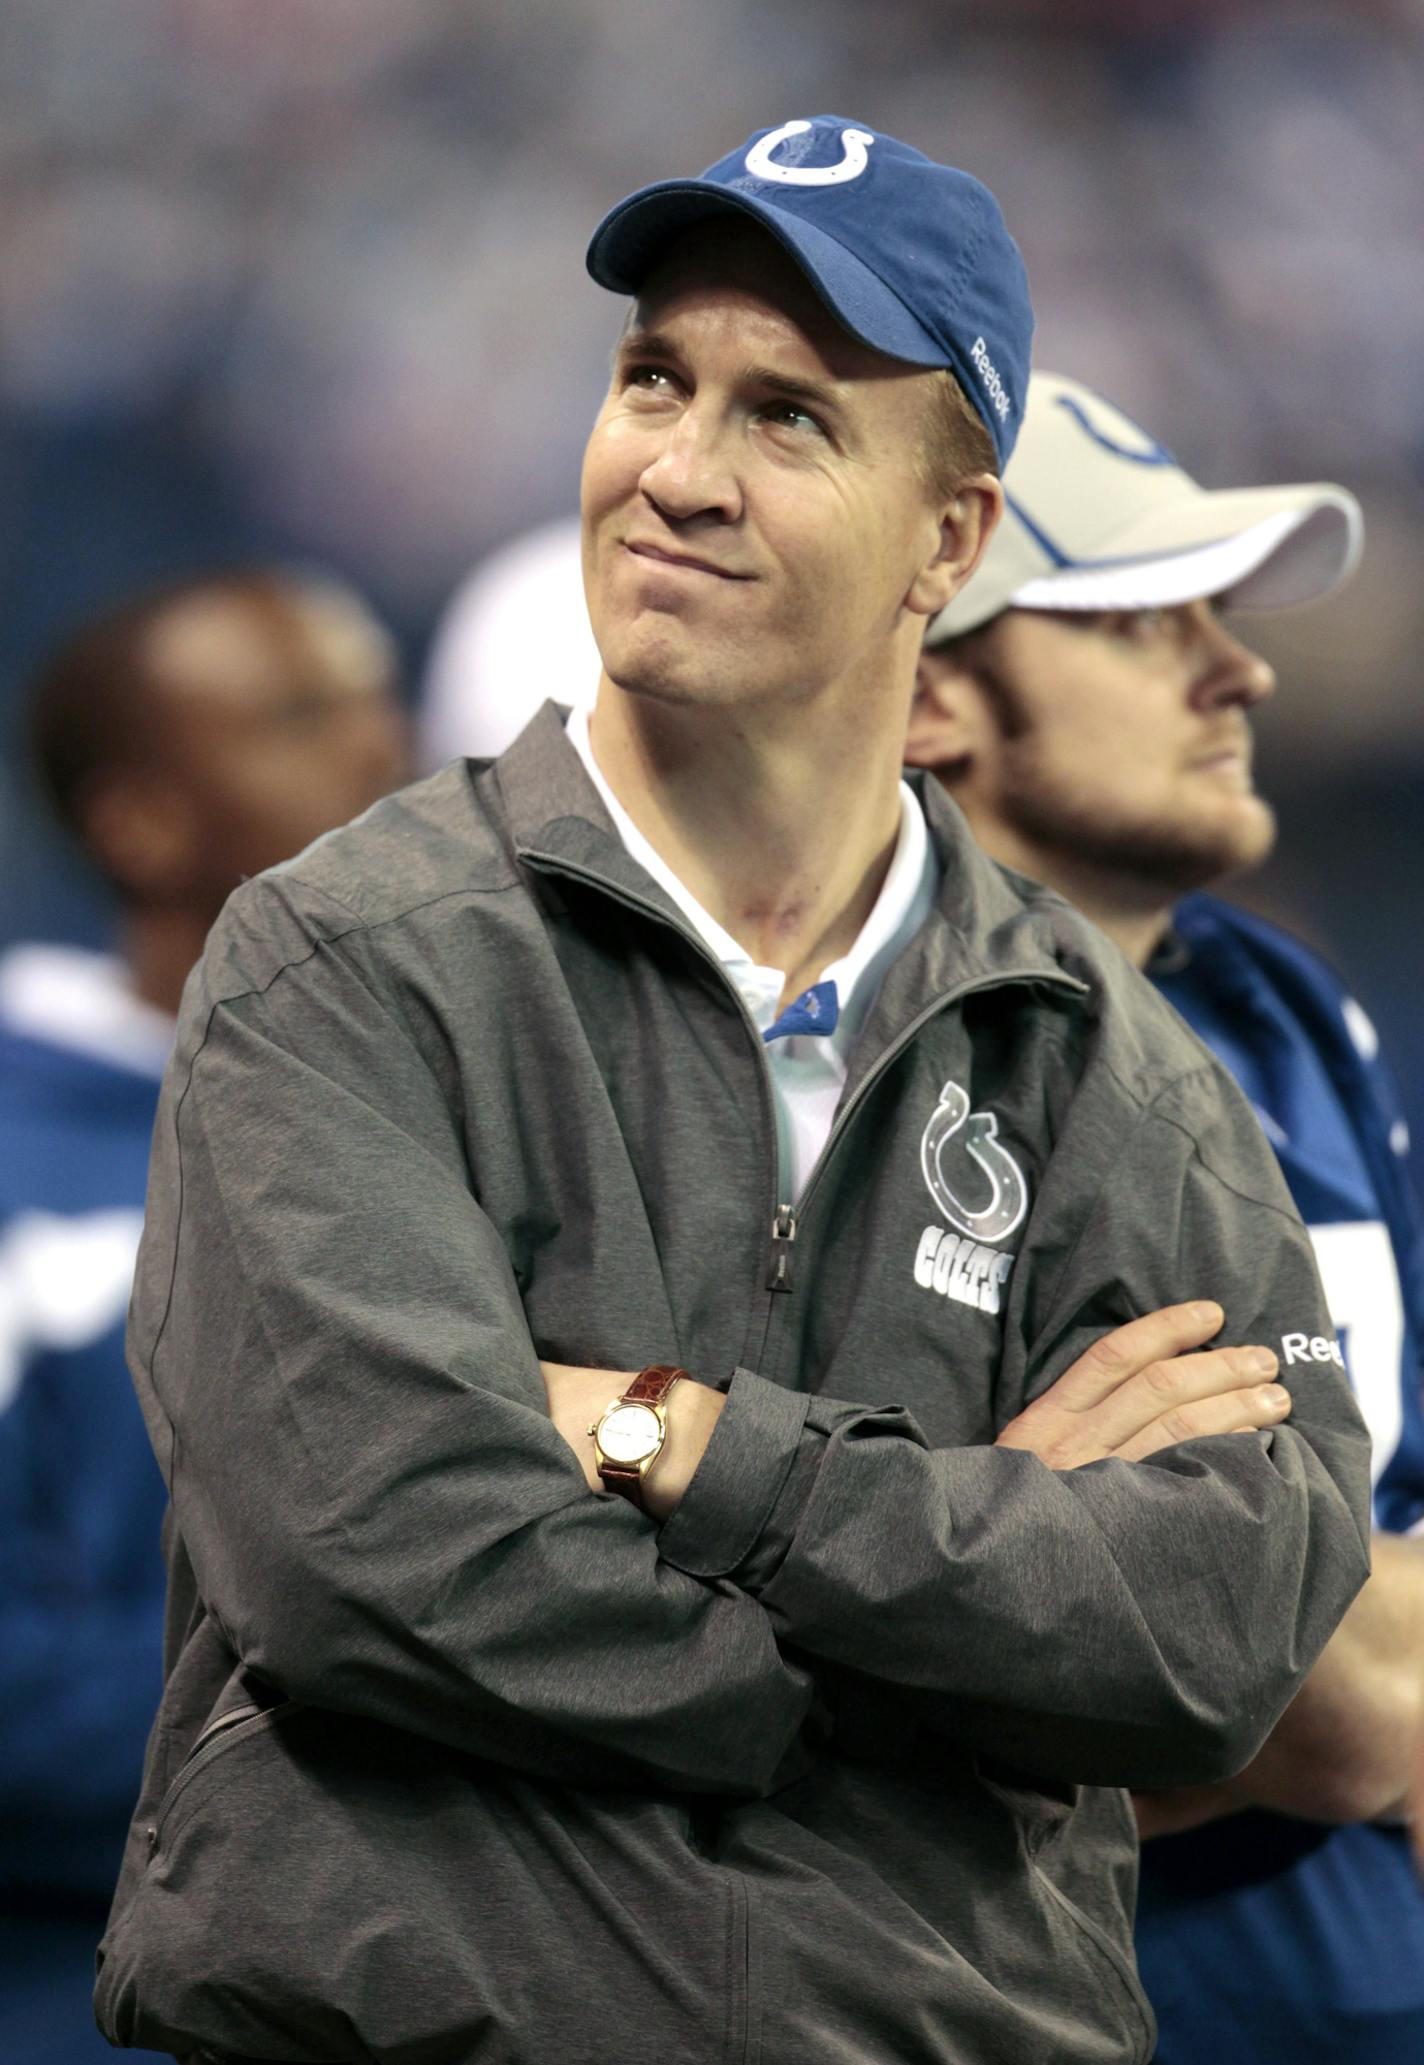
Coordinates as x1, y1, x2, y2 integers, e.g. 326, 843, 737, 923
909, 371, 1424, 2064
0, 569, 407, 2065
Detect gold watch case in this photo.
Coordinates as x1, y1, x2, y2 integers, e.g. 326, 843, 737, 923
592, 1399, 667, 1471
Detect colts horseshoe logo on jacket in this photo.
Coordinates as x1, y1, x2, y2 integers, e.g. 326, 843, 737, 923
914, 1079, 1029, 1316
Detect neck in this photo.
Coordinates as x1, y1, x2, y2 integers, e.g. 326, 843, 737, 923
957, 815, 1171, 971
120, 903, 219, 1017
588, 673, 909, 1003
1044, 874, 1169, 972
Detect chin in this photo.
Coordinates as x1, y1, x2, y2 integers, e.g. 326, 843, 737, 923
592, 615, 695, 704
601, 627, 773, 713
1140, 798, 1279, 893
603, 643, 718, 708
1018, 792, 1279, 899
1198, 800, 1278, 885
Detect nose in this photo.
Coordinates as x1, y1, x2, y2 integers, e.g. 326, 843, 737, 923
1188, 605, 1277, 712
637, 399, 742, 527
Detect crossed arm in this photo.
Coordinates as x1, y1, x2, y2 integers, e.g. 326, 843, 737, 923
1134, 1529, 1424, 1838
541, 1300, 1294, 1513
549, 1339, 1420, 1842
139, 885, 1369, 1803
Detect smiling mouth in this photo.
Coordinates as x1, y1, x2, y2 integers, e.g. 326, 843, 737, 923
624, 540, 749, 581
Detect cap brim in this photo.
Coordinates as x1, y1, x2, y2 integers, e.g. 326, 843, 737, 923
1009, 484, 1363, 617
587, 181, 948, 369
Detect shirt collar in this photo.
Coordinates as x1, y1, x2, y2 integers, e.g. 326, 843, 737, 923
564, 703, 937, 1047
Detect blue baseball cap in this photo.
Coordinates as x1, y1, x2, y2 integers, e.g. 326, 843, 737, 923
585, 116, 1034, 469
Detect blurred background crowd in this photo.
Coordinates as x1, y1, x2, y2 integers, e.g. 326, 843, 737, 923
2, 0, 1422, 1139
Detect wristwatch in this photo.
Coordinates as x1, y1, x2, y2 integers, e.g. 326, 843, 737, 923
589, 1364, 689, 1511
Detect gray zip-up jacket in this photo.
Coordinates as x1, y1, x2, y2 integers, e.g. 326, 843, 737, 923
97, 706, 1370, 2065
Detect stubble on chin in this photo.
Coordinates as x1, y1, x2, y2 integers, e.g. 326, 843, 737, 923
594, 594, 781, 714
595, 620, 712, 709
1012, 786, 1279, 896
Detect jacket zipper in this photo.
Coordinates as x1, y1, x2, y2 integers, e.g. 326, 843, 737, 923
189, 1699, 263, 1758
519, 850, 1086, 1336
767, 1204, 797, 1292
800, 967, 1086, 1219
754, 965, 1088, 1318
522, 854, 789, 1327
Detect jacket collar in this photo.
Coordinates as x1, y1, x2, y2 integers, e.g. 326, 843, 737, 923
496, 700, 1087, 1025
497, 699, 682, 919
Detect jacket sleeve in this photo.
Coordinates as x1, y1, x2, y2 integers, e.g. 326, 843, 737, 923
657, 1069, 1374, 1790
130, 875, 812, 1797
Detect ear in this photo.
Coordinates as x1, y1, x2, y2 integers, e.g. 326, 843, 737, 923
906, 475, 1004, 620
905, 642, 986, 774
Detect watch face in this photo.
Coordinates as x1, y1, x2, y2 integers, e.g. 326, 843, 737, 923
598, 1401, 664, 1466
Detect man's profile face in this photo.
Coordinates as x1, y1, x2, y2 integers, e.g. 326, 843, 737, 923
580, 218, 958, 718
937, 600, 1278, 891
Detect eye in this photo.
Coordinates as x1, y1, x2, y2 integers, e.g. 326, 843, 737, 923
623, 363, 679, 397
762, 399, 825, 436
1103, 606, 1168, 641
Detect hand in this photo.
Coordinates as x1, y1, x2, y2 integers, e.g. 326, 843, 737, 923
995, 1301, 1290, 1472
540, 1361, 725, 1520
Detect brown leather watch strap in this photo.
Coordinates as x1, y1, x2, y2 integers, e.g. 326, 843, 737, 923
624, 1363, 688, 1407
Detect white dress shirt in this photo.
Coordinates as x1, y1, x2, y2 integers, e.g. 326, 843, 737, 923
566, 705, 939, 1202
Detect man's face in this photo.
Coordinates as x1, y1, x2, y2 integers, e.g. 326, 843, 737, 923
580, 220, 963, 718
929, 601, 1278, 892
135, 586, 410, 910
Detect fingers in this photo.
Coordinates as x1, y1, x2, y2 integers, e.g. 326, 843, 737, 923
996, 1309, 1288, 1473
1091, 1344, 1280, 1451
1051, 1303, 1226, 1410
1114, 1382, 1292, 1463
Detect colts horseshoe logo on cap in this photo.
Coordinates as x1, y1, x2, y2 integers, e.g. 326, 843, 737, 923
1053, 392, 1177, 470
920, 1079, 1029, 1244
745, 120, 876, 187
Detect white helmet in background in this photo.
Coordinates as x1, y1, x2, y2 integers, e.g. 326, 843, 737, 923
419, 515, 599, 768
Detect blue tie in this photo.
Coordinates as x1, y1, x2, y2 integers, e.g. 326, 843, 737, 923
762, 980, 839, 1043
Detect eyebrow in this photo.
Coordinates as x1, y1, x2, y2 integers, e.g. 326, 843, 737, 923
616, 329, 848, 419
613, 325, 679, 371
737, 365, 846, 418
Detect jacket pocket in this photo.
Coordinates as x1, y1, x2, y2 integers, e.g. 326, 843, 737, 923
973, 1752, 1078, 1856
1029, 1858, 1155, 2064
96, 1703, 745, 2065
148, 1678, 299, 1855
974, 1761, 1154, 2064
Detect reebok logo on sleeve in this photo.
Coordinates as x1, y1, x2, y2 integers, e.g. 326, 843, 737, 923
1281, 1332, 1346, 1370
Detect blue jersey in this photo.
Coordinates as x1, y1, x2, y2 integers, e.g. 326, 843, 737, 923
0, 945, 171, 2065
1138, 893, 1424, 2064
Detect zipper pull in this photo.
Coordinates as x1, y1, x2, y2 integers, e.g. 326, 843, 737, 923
766, 1204, 797, 1292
